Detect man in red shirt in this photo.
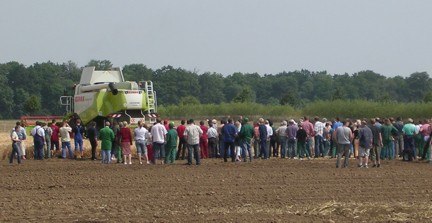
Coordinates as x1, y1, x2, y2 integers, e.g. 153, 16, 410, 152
199, 120, 209, 159
50, 119, 60, 157
176, 120, 187, 160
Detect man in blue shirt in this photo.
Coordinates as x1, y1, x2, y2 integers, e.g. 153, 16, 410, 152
223, 119, 238, 162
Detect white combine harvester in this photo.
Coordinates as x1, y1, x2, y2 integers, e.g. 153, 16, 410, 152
60, 66, 157, 127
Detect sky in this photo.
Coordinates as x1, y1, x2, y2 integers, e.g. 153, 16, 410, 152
1, 0, 431, 77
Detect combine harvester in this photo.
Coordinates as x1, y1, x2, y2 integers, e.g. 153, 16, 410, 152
60, 66, 157, 127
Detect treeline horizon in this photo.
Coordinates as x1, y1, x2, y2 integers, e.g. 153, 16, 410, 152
0, 59, 431, 119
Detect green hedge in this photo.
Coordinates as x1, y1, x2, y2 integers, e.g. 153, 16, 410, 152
158, 100, 432, 121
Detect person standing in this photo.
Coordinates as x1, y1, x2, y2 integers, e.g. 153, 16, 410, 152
207, 122, 218, 158
86, 121, 98, 160
151, 119, 167, 164
11, 121, 27, 160
73, 119, 86, 158
165, 122, 178, 164
258, 118, 268, 159
176, 120, 187, 160
134, 120, 149, 164
393, 117, 404, 158
302, 117, 315, 158
10, 125, 22, 164
296, 124, 309, 160
199, 120, 209, 159
380, 118, 398, 160
314, 117, 325, 158
31, 121, 45, 160
358, 120, 373, 168
99, 121, 115, 164
59, 121, 74, 159
335, 120, 353, 168
222, 119, 238, 162
276, 121, 288, 158
42, 122, 53, 158
184, 119, 203, 165
370, 119, 383, 167
111, 121, 122, 163
50, 119, 60, 158
402, 118, 417, 161
118, 121, 133, 165
253, 122, 260, 158
286, 120, 298, 159
239, 117, 254, 162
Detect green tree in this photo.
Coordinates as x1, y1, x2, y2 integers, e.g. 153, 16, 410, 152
179, 96, 201, 105
232, 87, 255, 103
24, 95, 41, 115
198, 72, 225, 104
122, 64, 153, 81
86, 59, 113, 70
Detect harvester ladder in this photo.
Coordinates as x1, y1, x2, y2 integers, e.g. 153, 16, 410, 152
144, 81, 157, 123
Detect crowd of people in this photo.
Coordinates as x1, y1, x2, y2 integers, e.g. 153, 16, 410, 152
8, 116, 432, 168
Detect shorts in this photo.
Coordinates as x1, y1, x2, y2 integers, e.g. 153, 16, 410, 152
121, 142, 132, 155
136, 140, 147, 155
359, 147, 370, 157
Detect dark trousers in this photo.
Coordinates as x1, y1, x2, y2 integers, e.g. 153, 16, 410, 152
403, 135, 415, 161
90, 139, 97, 159
208, 138, 218, 158
187, 144, 200, 165
260, 139, 268, 159
176, 138, 187, 160
224, 141, 235, 162
34, 140, 44, 160
10, 142, 21, 164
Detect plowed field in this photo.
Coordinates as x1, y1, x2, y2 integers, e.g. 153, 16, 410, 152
1, 155, 432, 222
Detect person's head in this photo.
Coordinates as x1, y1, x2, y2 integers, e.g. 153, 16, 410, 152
14, 125, 20, 131
314, 116, 319, 122
370, 118, 376, 125
361, 120, 368, 127
137, 120, 142, 127
200, 120, 205, 126
169, 122, 175, 129
189, 119, 194, 124
265, 120, 269, 125
15, 121, 21, 127
123, 121, 128, 127
76, 119, 81, 125
119, 122, 124, 128
90, 121, 96, 127
289, 119, 294, 125
322, 118, 327, 123
407, 118, 414, 123
227, 119, 233, 124
63, 120, 69, 126
156, 118, 162, 123
181, 120, 185, 125
258, 118, 264, 124
163, 119, 168, 125
243, 117, 249, 124
105, 121, 110, 127
221, 119, 226, 125
384, 118, 391, 125
52, 119, 56, 124
304, 116, 309, 121
396, 117, 402, 122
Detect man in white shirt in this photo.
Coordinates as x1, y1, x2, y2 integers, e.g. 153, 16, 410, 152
184, 119, 203, 165
314, 117, 325, 158
31, 121, 45, 160
59, 121, 74, 159
151, 119, 167, 164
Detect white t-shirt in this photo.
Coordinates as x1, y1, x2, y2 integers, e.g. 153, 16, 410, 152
151, 123, 167, 144
134, 126, 149, 141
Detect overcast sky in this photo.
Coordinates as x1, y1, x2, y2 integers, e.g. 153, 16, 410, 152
1, 0, 431, 76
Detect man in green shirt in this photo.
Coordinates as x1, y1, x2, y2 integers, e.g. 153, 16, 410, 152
380, 119, 398, 160
165, 122, 178, 164
402, 118, 416, 161
99, 121, 115, 164
239, 117, 254, 162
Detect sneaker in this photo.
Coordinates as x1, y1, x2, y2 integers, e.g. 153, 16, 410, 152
129, 162, 132, 165
124, 162, 127, 165
293, 157, 298, 160
140, 162, 143, 164
377, 164, 381, 168
146, 161, 150, 164
372, 164, 377, 168
300, 158, 303, 161
364, 165, 369, 168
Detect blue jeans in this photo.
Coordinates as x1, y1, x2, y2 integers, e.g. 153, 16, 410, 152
224, 142, 235, 162
62, 141, 74, 158
382, 141, 394, 160
336, 144, 351, 168
306, 137, 314, 157
187, 144, 200, 165
287, 139, 297, 158
279, 136, 288, 158
314, 135, 324, 157
403, 135, 415, 161
10, 142, 21, 164
240, 139, 252, 161
74, 138, 83, 152
153, 142, 165, 163
101, 150, 111, 164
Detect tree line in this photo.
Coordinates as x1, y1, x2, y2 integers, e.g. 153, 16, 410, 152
0, 59, 431, 119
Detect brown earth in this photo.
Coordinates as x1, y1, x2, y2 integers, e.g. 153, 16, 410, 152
2, 154, 432, 222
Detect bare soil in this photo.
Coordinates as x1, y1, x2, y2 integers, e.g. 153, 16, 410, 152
1, 156, 432, 222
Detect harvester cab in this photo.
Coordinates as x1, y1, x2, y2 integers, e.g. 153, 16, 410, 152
60, 66, 157, 128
